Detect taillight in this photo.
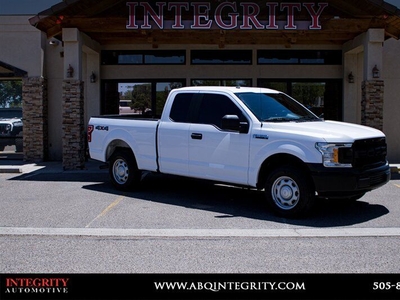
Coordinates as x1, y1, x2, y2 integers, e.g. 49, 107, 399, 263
87, 125, 94, 142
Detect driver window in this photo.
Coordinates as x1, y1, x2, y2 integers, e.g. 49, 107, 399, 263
196, 93, 245, 129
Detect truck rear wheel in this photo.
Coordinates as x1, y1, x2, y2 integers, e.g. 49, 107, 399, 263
265, 165, 315, 218
109, 149, 141, 190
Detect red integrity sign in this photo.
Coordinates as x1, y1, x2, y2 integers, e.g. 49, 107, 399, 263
126, 2, 328, 30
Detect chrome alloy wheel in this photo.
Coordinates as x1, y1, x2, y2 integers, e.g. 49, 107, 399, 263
112, 158, 130, 185
271, 176, 300, 210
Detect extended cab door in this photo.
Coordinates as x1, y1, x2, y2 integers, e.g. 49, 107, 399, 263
157, 92, 196, 177
188, 93, 251, 185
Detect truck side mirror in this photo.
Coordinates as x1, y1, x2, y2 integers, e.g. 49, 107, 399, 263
221, 115, 249, 133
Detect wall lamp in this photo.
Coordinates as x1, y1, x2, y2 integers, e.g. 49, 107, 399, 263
90, 71, 96, 83
67, 64, 74, 78
348, 72, 355, 83
49, 39, 59, 46
372, 65, 380, 78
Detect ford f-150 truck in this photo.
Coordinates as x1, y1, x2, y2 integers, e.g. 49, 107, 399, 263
88, 86, 390, 217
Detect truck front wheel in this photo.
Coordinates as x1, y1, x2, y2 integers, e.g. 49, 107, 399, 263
265, 165, 315, 218
109, 149, 141, 190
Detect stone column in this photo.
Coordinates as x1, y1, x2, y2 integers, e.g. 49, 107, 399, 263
22, 76, 48, 162
62, 80, 85, 170
361, 80, 384, 131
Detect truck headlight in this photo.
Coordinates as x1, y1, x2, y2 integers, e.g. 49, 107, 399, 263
315, 143, 353, 168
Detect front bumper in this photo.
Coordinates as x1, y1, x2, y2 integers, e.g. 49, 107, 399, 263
307, 162, 390, 197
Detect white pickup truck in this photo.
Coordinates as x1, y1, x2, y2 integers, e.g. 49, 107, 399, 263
88, 86, 390, 217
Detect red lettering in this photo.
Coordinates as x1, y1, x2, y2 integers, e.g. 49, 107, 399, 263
60, 278, 70, 287
125, 1, 328, 31
191, 2, 212, 29
281, 2, 301, 29
240, 2, 264, 29
168, 2, 189, 29
266, 2, 278, 29
42, 278, 50, 287
6, 278, 19, 287
215, 2, 238, 30
126, 2, 138, 29
141, 2, 165, 29
303, 2, 328, 29
5, 278, 70, 287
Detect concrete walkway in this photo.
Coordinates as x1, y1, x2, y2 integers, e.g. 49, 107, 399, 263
0, 159, 107, 174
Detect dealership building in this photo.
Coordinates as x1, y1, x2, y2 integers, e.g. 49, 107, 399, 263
1, 0, 400, 169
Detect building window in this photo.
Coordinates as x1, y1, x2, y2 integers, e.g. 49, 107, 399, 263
257, 50, 342, 65
191, 50, 252, 65
258, 79, 342, 121
101, 50, 186, 65
102, 80, 185, 116
191, 79, 252, 87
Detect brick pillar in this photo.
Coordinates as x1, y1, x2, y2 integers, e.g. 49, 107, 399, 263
361, 80, 384, 131
62, 80, 85, 170
22, 77, 48, 162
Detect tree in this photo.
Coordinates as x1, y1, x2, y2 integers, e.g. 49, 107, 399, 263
0, 80, 22, 108
130, 84, 151, 114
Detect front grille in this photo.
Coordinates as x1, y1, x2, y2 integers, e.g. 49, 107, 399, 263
353, 138, 387, 169
358, 171, 389, 189
0, 124, 10, 134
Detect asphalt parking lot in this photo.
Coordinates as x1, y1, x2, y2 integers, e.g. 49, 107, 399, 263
1, 158, 400, 228
1, 158, 400, 273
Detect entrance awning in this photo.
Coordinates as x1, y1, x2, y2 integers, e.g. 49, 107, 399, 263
29, 0, 400, 47
0, 61, 27, 78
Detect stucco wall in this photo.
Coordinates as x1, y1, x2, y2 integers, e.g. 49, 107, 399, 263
0, 16, 44, 77
383, 38, 400, 163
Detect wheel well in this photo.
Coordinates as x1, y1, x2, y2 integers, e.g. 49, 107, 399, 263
257, 154, 313, 189
106, 139, 132, 162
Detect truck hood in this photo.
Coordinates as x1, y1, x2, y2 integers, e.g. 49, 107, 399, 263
266, 120, 385, 142
0, 117, 20, 122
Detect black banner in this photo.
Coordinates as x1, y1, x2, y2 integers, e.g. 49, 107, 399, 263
1, 274, 400, 300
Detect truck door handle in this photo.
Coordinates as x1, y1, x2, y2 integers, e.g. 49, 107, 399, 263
191, 133, 203, 140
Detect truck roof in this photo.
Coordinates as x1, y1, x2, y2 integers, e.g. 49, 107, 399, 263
173, 86, 280, 94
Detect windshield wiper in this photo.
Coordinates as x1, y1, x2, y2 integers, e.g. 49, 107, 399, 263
296, 116, 322, 122
264, 117, 297, 122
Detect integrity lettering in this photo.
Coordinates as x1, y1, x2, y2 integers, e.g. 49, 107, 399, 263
126, 2, 328, 30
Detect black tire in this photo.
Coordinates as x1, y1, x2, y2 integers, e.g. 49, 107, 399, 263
15, 138, 24, 152
264, 165, 315, 218
109, 149, 141, 190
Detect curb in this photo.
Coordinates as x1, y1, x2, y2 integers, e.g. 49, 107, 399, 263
0, 163, 45, 174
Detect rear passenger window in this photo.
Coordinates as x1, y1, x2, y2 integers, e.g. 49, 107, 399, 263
169, 93, 195, 123
196, 93, 245, 128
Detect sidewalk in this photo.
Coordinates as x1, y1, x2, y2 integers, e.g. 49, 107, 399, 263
0, 158, 399, 175
0, 159, 107, 174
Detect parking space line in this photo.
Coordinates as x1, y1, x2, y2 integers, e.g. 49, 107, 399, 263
394, 184, 400, 188
85, 195, 125, 228
2, 227, 400, 238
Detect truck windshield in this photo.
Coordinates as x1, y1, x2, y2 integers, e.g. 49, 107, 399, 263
235, 92, 320, 122
0, 109, 22, 119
